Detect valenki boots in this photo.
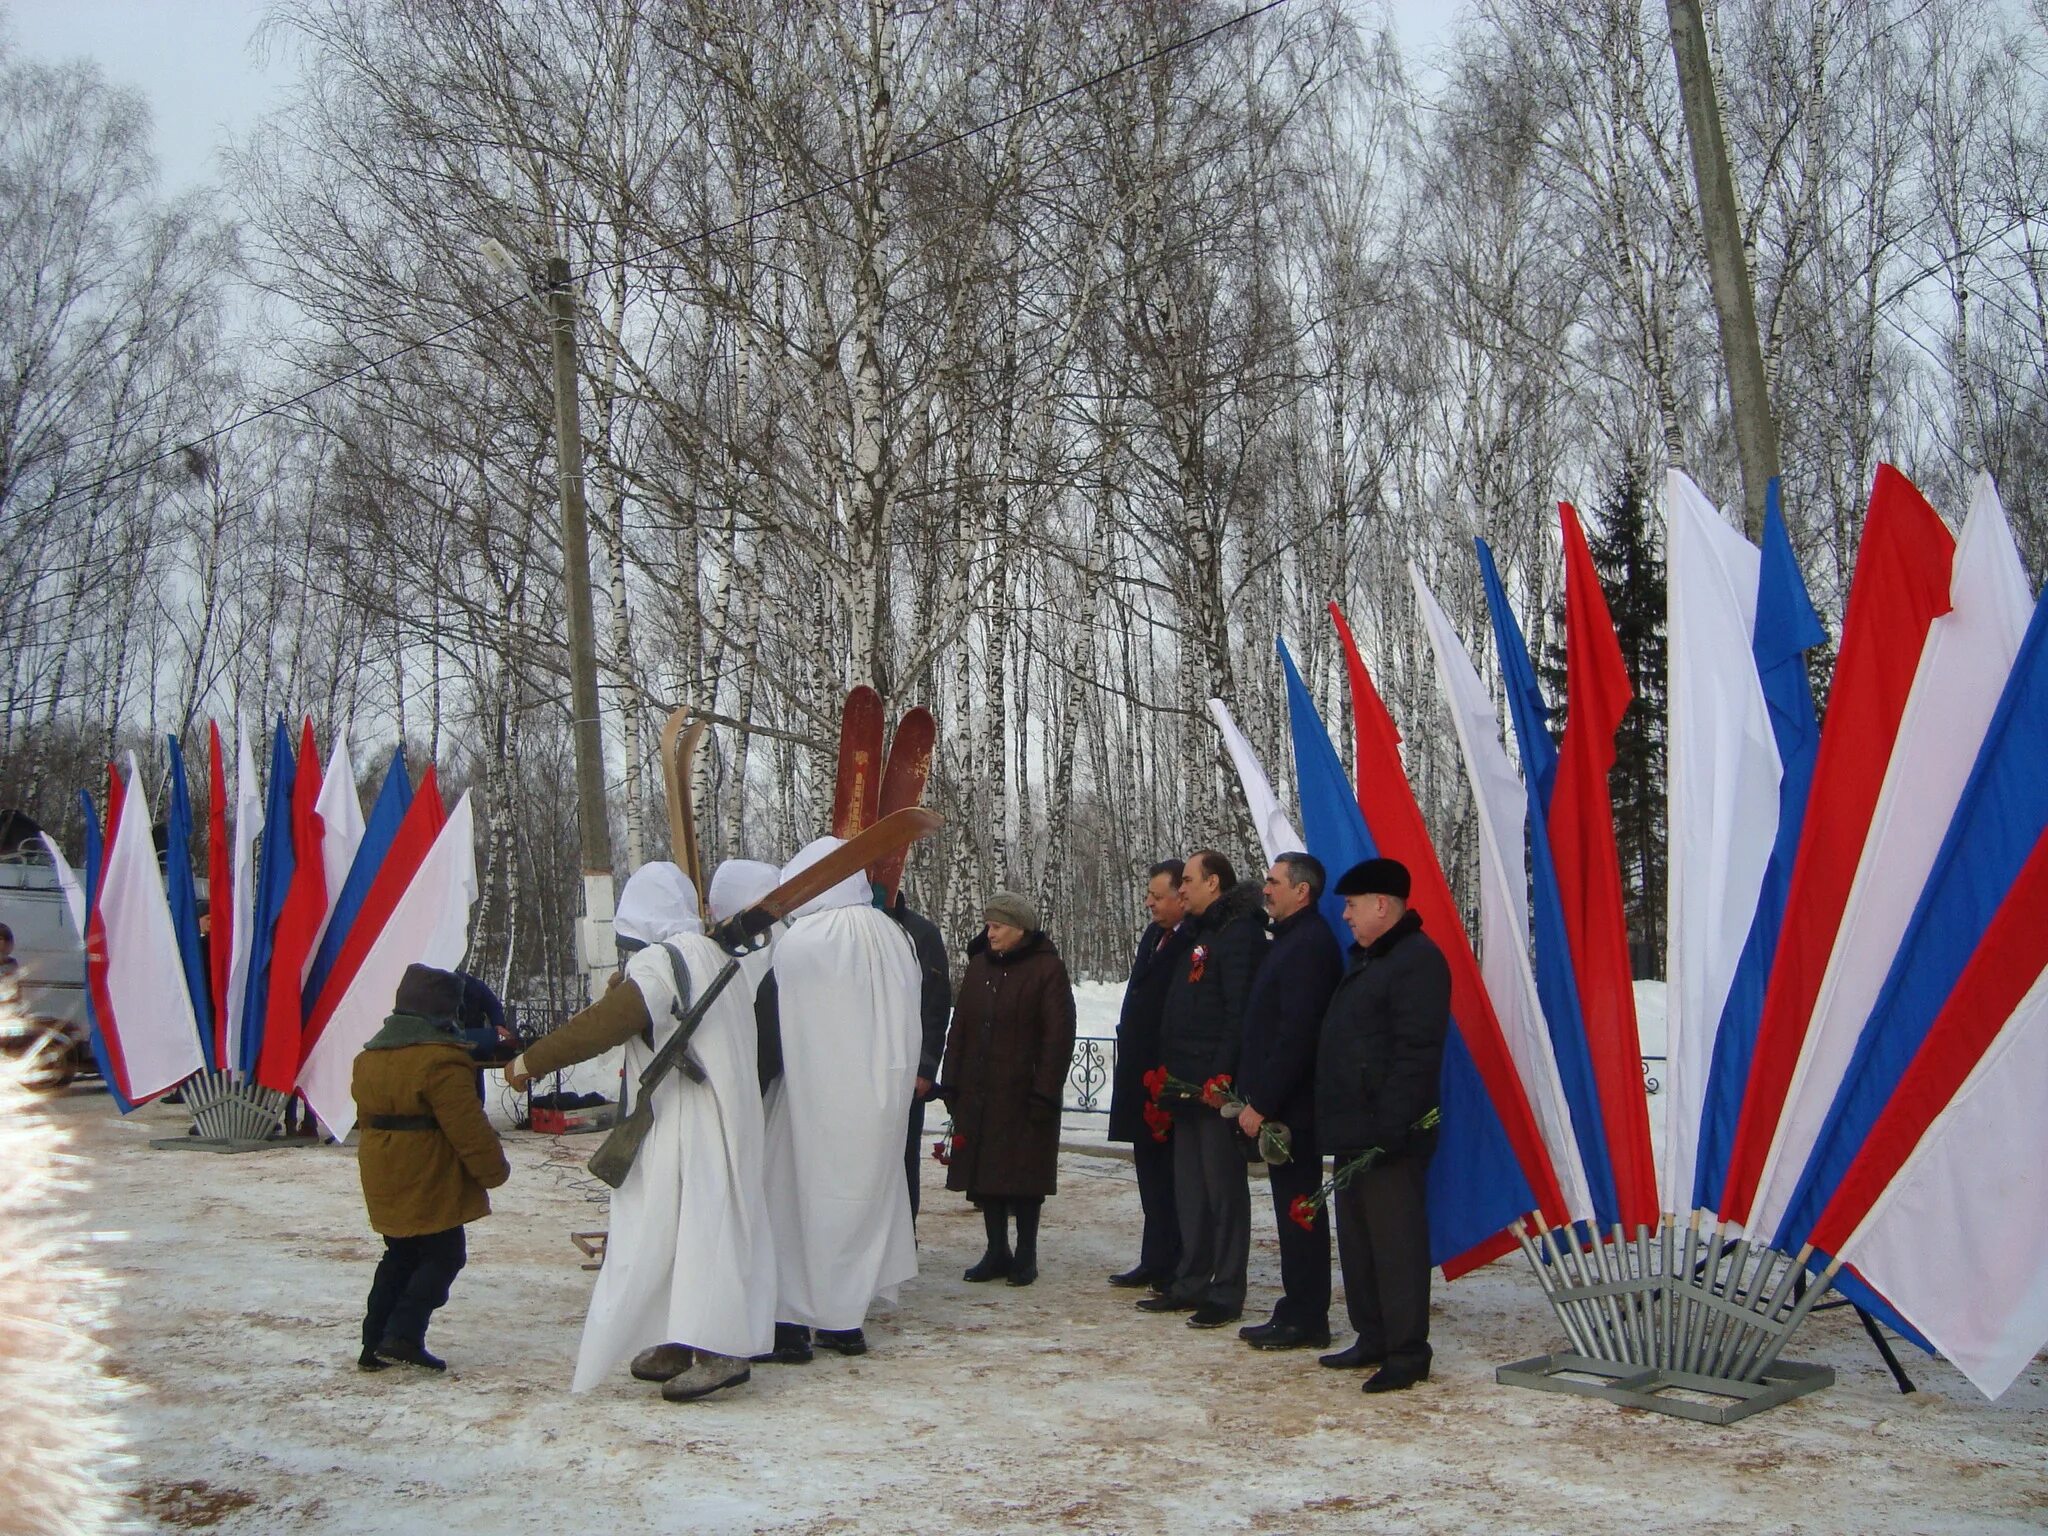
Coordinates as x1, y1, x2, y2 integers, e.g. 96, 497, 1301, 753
1007, 1198, 1042, 1287
963, 1199, 1012, 1281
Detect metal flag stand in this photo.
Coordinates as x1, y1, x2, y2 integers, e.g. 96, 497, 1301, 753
149, 1068, 293, 1152
1497, 1212, 1839, 1424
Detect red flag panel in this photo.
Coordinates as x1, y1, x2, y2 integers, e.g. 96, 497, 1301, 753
207, 721, 233, 1069
1717, 467, 1956, 1226
299, 767, 446, 1065
1809, 825, 2048, 1256
253, 718, 326, 1092
1331, 602, 1569, 1248
1548, 501, 1659, 1230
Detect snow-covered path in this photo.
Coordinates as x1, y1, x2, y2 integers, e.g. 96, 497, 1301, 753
61, 1085, 2047, 1535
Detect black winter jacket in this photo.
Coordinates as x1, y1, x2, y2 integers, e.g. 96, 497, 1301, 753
1235, 905, 1345, 1141
1313, 909, 1451, 1156
1160, 883, 1268, 1089
885, 894, 952, 1081
1106, 919, 1194, 1143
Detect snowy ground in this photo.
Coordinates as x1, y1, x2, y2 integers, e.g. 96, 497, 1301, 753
52, 1070, 2048, 1536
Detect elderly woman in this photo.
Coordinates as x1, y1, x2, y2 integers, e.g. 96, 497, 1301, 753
937, 891, 1077, 1287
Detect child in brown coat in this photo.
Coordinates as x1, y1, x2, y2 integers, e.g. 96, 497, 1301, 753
351, 964, 510, 1372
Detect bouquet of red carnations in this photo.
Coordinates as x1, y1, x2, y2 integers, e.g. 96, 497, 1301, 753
1286, 1107, 1442, 1228
1142, 1067, 1292, 1165
930, 1119, 963, 1166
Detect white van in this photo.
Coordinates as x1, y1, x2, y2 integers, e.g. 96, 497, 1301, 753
0, 843, 91, 1090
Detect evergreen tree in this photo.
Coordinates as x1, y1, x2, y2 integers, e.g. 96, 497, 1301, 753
1539, 457, 1668, 974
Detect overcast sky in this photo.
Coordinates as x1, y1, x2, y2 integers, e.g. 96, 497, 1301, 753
6, 1, 1459, 195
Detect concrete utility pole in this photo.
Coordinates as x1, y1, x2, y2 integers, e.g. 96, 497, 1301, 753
1666, 0, 1779, 540
545, 254, 617, 1002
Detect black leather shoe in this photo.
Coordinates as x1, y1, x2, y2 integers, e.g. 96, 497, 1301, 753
1362, 1365, 1428, 1393
1247, 1323, 1331, 1352
1136, 1293, 1198, 1313
1186, 1303, 1242, 1329
815, 1328, 867, 1357
357, 1348, 389, 1373
1006, 1260, 1038, 1287
753, 1323, 813, 1364
963, 1251, 1013, 1282
1147, 1274, 1173, 1294
372, 1337, 446, 1372
1108, 1265, 1155, 1288
1238, 1319, 1281, 1343
1318, 1339, 1383, 1370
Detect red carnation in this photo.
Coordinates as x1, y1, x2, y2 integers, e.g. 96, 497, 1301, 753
1288, 1195, 1318, 1231
1143, 1065, 1169, 1100
1201, 1073, 1234, 1109
1142, 1101, 1173, 1143
1188, 945, 1208, 983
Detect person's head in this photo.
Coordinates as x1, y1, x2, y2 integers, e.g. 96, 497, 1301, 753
982, 890, 1037, 954
614, 860, 703, 950
1145, 859, 1186, 928
1179, 849, 1235, 916
393, 963, 464, 1025
1262, 852, 1324, 922
1334, 857, 1411, 948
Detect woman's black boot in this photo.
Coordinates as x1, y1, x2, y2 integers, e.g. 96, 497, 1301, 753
1007, 1198, 1041, 1287
964, 1199, 1012, 1281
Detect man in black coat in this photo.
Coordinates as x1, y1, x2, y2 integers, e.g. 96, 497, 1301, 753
1314, 857, 1450, 1393
1105, 859, 1192, 1289
1233, 854, 1344, 1351
1137, 848, 1268, 1329
885, 888, 952, 1222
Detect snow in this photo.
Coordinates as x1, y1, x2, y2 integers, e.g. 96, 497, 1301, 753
52, 1075, 2048, 1535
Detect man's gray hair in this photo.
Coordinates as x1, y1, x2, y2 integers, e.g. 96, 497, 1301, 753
1275, 851, 1326, 903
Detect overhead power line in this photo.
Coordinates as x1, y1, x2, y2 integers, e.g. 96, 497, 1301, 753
38, 0, 1293, 520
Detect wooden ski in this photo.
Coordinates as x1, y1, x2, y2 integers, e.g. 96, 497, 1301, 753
658, 708, 709, 900
869, 706, 936, 900
832, 685, 885, 839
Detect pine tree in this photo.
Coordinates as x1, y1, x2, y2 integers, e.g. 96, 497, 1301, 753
1539, 457, 1668, 974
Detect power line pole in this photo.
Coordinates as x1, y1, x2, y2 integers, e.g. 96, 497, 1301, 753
545, 254, 616, 1002
1666, 0, 1779, 540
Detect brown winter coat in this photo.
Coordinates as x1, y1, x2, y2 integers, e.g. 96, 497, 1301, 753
939, 931, 1077, 1200
352, 1021, 510, 1238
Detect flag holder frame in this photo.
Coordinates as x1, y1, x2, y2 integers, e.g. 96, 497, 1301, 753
147, 1068, 292, 1152
1495, 1353, 1832, 1425
1500, 1215, 1838, 1423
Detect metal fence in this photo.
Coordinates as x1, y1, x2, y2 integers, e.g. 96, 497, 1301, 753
1062, 1035, 1668, 1114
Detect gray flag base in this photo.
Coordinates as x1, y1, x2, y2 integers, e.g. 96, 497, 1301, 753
1501, 1215, 1837, 1424
148, 1068, 296, 1152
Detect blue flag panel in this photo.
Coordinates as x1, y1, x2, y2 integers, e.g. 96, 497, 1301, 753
78, 789, 131, 1112
165, 736, 216, 1070
303, 747, 412, 1015
237, 719, 297, 1078
1476, 541, 1621, 1228
1694, 483, 1825, 1211
1778, 587, 2048, 1250
1279, 638, 1537, 1266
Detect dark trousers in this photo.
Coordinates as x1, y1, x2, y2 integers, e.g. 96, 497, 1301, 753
363, 1225, 467, 1350
1132, 1131, 1182, 1277
1170, 1109, 1250, 1310
1331, 1150, 1432, 1374
906, 1095, 927, 1220
1265, 1135, 1330, 1329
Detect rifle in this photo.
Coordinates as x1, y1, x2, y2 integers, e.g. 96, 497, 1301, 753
586, 807, 942, 1189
